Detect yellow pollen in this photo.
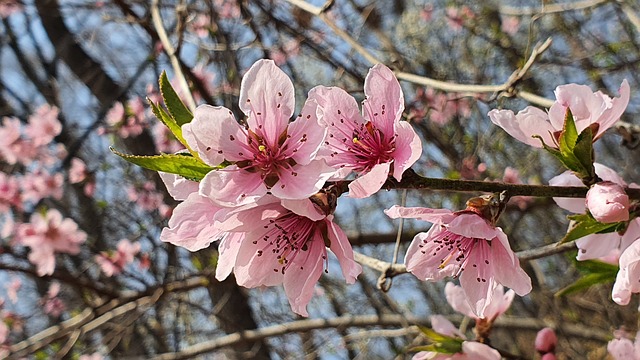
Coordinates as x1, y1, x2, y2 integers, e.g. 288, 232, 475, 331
258, 145, 266, 152
278, 256, 287, 265
352, 137, 360, 144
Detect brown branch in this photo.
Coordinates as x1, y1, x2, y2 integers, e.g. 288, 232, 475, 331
131, 313, 609, 360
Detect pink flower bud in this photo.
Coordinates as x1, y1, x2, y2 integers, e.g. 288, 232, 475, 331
586, 181, 630, 223
541, 354, 557, 360
535, 327, 557, 354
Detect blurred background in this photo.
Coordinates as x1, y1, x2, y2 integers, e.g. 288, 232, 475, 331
0, 0, 639, 358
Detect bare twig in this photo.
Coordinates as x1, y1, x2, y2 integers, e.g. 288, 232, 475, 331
150, 0, 196, 111
285, 0, 555, 107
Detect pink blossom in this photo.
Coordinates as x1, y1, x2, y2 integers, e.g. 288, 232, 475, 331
20, 170, 64, 204
153, 122, 184, 154
25, 104, 62, 146
69, 158, 88, 184
0, 117, 33, 165
612, 239, 640, 306
309, 64, 422, 198
6, 277, 20, 303
159, 171, 199, 201
127, 181, 165, 212
1, 214, 14, 238
189, 14, 211, 38
607, 330, 640, 360
488, 80, 630, 148
160, 193, 227, 251
385, 202, 531, 318
16, 209, 87, 276
586, 181, 629, 223
215, 196, 362, 316
413, 315, 501, 360
549, 163, 637, 261
501, 16, 520, 35
105, 100, 145, 138
95, 239, 141, 276
42, 282, 65, 317
0, 0, 23, 18
0, 321, 7, 345
185, 59, 333, 206
445, 282, 514, 321
535, 327, 558, 354
0, 172, 20, 212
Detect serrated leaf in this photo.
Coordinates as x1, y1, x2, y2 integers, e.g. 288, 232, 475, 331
149, 99, 187, 146
555, 272, 616, 297
559, 108, 579, 156
573, 126, 597, 185
561, 213, 624, 243
160, 71, 193, 126
110, 147, 214, 181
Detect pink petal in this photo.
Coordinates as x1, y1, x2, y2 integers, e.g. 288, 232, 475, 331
270, 160, 335, 200
233, 229, 285, 288
159, 171, 199, 200
199, 166, 267, 207
575, 233, 621, 261
186, 105, 243, 165
447, 214, 497, 240
385, 205, 455, 223
285, 98, 328, 165
430, 314, 464, 338
239, 59, 295, 148
348, 162, 390, 198
445, 282, 476, 318
607, 337, 636, 360
160, 193, 224, 251
488, 107, 555, 148
215, 232, 244, 281
460, 341, 501, 360
281, 198, 325, 221
283, 234, 325, 316
404, 230, 457, 281
326, 216, 362, 283
490, 231, 532, 296
586, 182, 629, 223
363, 64, 403, 137
458, 241, 495, 318
595, 79, 630, 137
548, 171, 587, 213
392, 121, 422, 182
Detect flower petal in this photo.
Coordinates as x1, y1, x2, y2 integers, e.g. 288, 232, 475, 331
159, 171, 199, 201
363, 64, 403, 137
199, 166, 267, 207
348, 162, 390, 198
270, 160, 335, 200
186, 105, 244, 165
488, 107, 555, 148
283, 234, 325, 317
326, 216, 362, 283
392, 121, 422, 181
160, 192, 224, 251
239, 59, 295, 148
385, 205, 455, 223
491, 231, 532, 296
285, 99, 327, 165
215, 232, 244, 281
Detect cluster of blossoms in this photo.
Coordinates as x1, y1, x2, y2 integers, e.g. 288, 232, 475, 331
489, 81, 640, 307
160, 59, 423, 315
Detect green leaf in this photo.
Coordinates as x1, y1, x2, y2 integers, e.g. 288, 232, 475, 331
559, 108, 578, 157
555, 272, 616, 297
555, 259, 618, 296
413, 327, 464, 354
561, 213, 625, 243
110, 147, 214, 181
573, 126, 597, 185
159, 71, 193, 126
148, 99, 188, 147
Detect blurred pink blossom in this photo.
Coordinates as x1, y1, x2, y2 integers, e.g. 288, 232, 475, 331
79, 354, 104, 360
501, 16, 520, 35
42, 282, 65, 317
445, 282, 514, 321
215, 0, 240, 19
16, 209, 87, 276
0, 172, 20, 212
69, 158, 88, 184
612, 240, 640, 307
6, 277, 20, 304
535, 327, 558, 354
20, 170, 64, 204
25, 104, 62, 147
607, 330, 640, 360
0, 0, 23, 18
95, 239, 141, 276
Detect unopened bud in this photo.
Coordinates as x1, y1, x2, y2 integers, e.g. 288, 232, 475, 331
586, 181, 629, 223
535, 327, 557, 354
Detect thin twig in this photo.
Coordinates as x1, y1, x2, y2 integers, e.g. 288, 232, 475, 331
285, 0, 556, 107
150, 0, 196, 111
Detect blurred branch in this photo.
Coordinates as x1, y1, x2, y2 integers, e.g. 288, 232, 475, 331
150, 0, 196, 111
285, 0, 555, 107
134, 313, 609, 360
498, 0, 610, 16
